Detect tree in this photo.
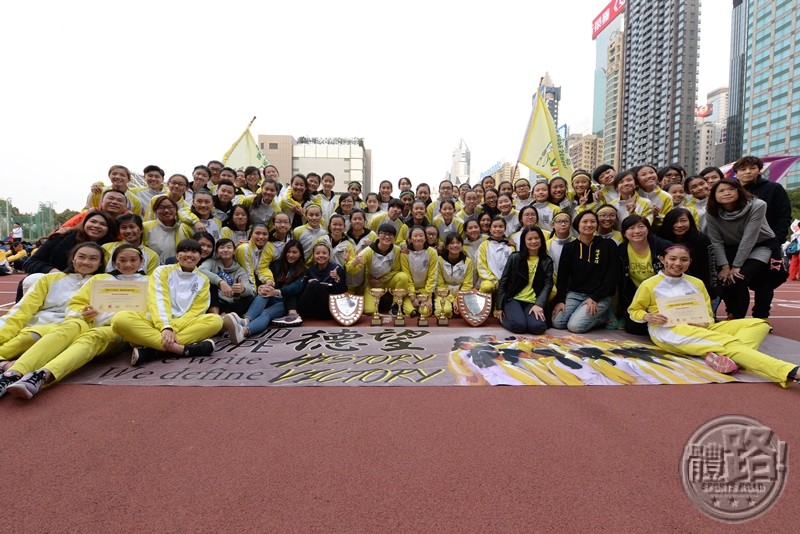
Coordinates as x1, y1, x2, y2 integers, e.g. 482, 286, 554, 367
55, 209, 80, 227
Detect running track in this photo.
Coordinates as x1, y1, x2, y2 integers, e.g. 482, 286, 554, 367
2, 273, 799, 531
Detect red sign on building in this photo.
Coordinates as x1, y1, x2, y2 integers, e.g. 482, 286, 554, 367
591, 0, 625, 40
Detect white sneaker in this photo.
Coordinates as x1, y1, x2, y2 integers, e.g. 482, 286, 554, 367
223, 314, 246, 345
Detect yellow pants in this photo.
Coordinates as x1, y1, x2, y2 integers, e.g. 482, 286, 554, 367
363, 272, 411, 315
10, 323, 126, 381
0, 323, 62, 361
111, 311, 223, 351
402, 289, 433, 317
651, 319, 797, 388
479, 280, 498, 294
434, 293, 457, 319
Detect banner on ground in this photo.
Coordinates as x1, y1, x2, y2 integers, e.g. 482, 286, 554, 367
64, 327, 768, 387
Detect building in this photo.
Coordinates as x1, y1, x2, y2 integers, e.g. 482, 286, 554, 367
480, 162, 517, 185
603, 29, 625, 169
724, 0, 749, 163
258, 135, 372, 192
591, 0, 626, 136
538, 72, 562, 126
620, 0, 700, 171
694, 87, 729, 170
568, 133, 605, 172
728, 0, 800, 188
258, 134, 294, 183
450, 139, 471, 186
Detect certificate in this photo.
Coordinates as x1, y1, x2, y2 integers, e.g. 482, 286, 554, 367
90, 280, 148, 313
656, 293, 710, 327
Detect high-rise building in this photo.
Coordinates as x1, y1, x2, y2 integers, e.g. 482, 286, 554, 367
480, 162, 517, 185
695, 87, 729, 170
729, 0, 800, 188
725, 0, 749, 163
620, 0, 700, 170
568, 133, 605, 172
450, 139, 471, 186
591, 0, 626, 136
538, 72, 562, 126
603, 29, 625, 169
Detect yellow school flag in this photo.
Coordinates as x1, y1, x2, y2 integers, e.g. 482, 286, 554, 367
517, 90, 573, 180
222, 117, 270, 170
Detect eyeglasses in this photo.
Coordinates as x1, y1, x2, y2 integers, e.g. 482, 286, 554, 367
554, 219, 571, 225
378, 231, 394, 237
168, 182, 187, 188
157, 206, 176, 212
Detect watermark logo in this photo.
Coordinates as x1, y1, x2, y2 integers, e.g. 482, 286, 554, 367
681, 415, 788, 523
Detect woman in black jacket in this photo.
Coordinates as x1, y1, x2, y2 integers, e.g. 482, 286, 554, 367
497, 226, 553, 335
617, 215, 672, 335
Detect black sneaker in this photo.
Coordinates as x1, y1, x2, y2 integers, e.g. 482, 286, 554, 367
131, 347, 163, 366
5, 370, 47, 400
0, 372, 22, 398
183, 339, 216, 357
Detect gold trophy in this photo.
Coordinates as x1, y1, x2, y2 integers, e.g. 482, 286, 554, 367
417, 294, 431, 327
369, 288, 387, 326
435, 287, 451, 326
391, 288, 408, 326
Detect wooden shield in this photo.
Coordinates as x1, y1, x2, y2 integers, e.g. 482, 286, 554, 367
329, 294, 364, 326
457, 290, 492, 327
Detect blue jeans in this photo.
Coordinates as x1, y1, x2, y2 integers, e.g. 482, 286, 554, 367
551, 292, 611, 333
244, 296, 286, 336
501, 300, 547, 335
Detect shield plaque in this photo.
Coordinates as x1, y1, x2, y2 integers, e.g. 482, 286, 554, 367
457, 290, 492, 327
329, 294, 364, 326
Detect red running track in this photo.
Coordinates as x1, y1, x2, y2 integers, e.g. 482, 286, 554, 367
2, 383, 799, 531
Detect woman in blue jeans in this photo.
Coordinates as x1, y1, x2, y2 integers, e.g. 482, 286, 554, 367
551, 211, 620, 333
223, 240, 307, 345
497, 226, 553, 335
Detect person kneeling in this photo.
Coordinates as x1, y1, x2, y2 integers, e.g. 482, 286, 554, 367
111, 239, 223, 365
497, 226, 553, 335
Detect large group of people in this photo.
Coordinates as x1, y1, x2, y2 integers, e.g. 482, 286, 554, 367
1, 155, 798, 400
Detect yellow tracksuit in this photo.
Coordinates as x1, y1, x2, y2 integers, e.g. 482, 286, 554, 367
0, 272, 93, 360
401, 247, 438, 316
111, 264, 223, 350
629, 272, 797, 387
8, 273, 147, 380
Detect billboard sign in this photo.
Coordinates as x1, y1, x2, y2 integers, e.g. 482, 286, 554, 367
591, 0, 625, 39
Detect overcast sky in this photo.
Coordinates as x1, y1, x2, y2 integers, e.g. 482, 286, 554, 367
1, 0, 730, 213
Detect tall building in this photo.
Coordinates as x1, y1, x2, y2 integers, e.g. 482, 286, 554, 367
568, 133, 605, 172
480, 162, 517, 185
258, 135, 372, 191
695, 87, 729, 170
620, 0, 700, 170
725, 0, 749, 163
729, 0, 800, 188
538, 72, 562, 125
591, 0, 626, 136
603, 29, 625, 169
450, 139, 471, 186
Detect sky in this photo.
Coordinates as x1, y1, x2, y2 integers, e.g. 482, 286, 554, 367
1, 0, 730, 213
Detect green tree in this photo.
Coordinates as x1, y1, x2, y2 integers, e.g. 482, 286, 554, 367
55, 209, 80, 227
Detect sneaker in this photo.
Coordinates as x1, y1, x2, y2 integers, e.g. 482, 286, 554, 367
705, 352, 739, 374
131, 346, 163, 366
273, 313, 302, 326
5, 370, 47, 400
184, 339, 216, 357
223, 314, 246, 345
0, 372, 22, 398
226, 312, 247, 327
